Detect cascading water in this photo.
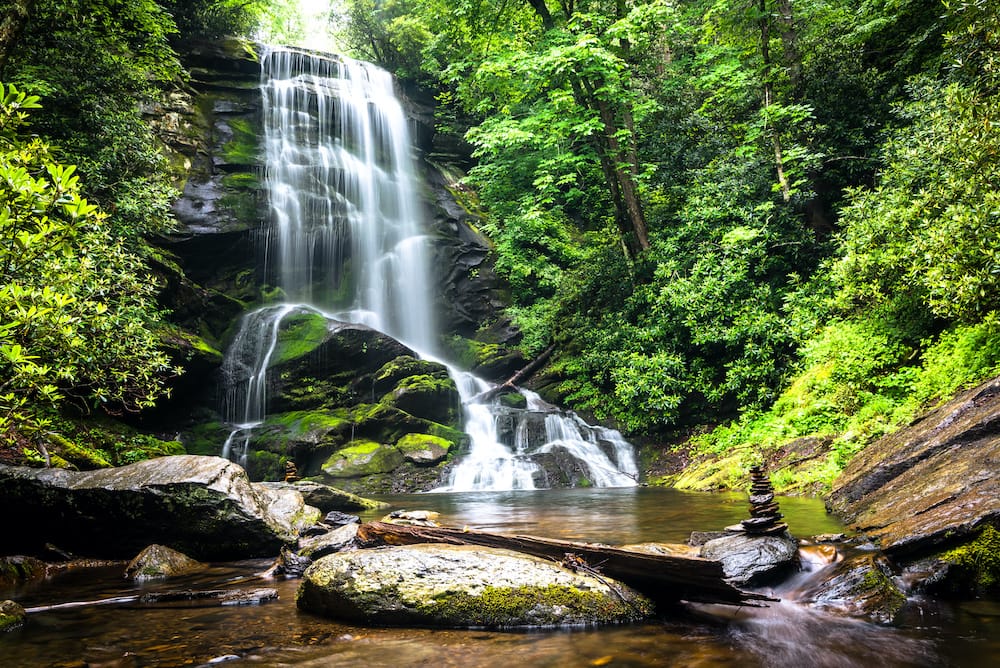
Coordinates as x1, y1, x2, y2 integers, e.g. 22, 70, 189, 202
437, 384, 638, 491
219, 45, 638, 491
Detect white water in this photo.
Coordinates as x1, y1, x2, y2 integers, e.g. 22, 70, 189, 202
219, 46, 638, 491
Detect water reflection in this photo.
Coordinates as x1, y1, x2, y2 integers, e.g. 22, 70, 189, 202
1, 488, 994, 667
363, 487, 846, 545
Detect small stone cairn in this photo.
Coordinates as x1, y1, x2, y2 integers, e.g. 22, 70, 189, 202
739, 466, 788, 536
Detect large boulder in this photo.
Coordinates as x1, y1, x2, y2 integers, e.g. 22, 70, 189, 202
827, 376, 1000, 563
699, 532, 800, 586
0, 455, 320, 560
297, 544, 653, 628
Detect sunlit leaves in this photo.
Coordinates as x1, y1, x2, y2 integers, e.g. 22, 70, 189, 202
0, 91, 173, 441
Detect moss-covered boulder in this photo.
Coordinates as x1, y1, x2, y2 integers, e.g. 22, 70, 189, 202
322, 440, 406, 478
0, 556, 46, 588
124, 544, 206, 581
297, 544, 653, 628
267, 317, 415, 414
396, 433, 452, 465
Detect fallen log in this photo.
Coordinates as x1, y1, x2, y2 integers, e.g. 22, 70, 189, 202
356, 522, 774, 607
468, 343, 556, 404
22, 588, 278, 614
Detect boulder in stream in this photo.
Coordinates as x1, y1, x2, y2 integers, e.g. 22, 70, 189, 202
297, 544, 653, 628
699, 533, 800, 586
795, 550, 907, 625
0, 455, 320, 560
0, 600, 26, 632
125, 544, 206, 581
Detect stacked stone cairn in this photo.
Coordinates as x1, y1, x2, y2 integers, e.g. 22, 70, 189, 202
740, 466, 788, 536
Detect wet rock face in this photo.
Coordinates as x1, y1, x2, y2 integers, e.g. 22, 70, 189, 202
0, 456, 319, 560
827, 376, 1000, 562
796, 550, 907, 625
297, 544, 653, 628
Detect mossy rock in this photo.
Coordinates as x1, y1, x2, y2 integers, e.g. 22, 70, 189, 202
0, 600, 26, 633
321, 440, 405, 478
181, 422, 230, 457
497, 392, 527, 409
253, 410, 353, 451
219, 117, 260, 167
442, 335, 523, 381
0, 556, 46, 588
271, 311, 332, 367
246, 449, 288, 482
43, 432, 112, 470
369, 355, 449, 396
382, 373, 460, 426
936, 524, 1000, 596
396, 433, 452, 465
297, 544, 653, 628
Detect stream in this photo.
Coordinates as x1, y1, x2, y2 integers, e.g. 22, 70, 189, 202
2, 487, 997, 666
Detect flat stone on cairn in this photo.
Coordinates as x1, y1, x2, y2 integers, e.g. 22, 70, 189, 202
740, 466, 788, 536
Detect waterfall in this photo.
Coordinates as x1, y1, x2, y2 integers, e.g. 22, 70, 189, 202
218, 45, 638, 491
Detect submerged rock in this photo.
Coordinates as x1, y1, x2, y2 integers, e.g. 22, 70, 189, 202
297, 544, 653, 628
796, 550, 907, 625
0, 455, 320, 560
125, 544, 206, 581
699, 533, 800, 586
0, 600, 26, 632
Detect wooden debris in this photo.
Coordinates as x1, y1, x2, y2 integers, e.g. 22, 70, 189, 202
356, 522, 774, 607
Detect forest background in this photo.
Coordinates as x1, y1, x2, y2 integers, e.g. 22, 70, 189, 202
1, 0, 998, 493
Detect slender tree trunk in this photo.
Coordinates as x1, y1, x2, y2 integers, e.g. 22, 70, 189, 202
774, 0, 801, 97
760, 0, 792, 202
527, 0, 650, 258
0, 0, 34, 76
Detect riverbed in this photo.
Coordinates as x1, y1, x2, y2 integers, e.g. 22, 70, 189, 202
2, 487, 997, 666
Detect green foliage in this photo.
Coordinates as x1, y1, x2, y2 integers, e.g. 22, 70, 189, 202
160, 0, 272, 40
2, 0, 183, 240
0, 85, 175, 443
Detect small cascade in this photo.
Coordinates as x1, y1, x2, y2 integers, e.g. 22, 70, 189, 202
438, 384, 639, 492
219, 303, 302, 466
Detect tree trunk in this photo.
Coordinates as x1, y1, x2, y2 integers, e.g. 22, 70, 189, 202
357, 521, 775, 607
469, 343, 556, 404
0, 0, 34, 76
760, 0, 792, 202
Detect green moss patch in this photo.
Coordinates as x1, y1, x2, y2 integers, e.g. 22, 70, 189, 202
396, 433, 452, 465
271, 311, 331, 367
322, 440, 405, 478
940, 525, 1000, 593
419, 584, 652, 628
